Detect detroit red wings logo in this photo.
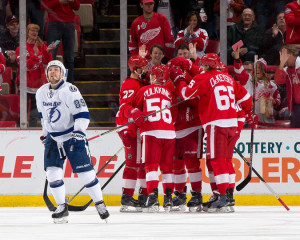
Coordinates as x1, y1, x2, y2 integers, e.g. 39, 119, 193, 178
140, 27, 161, 44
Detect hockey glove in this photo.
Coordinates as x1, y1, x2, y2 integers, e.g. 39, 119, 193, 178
169, 65, 185, 83
245, 112, 258, 128
129, 108, 144, 127
69, 131, 86, 151
40, 135, 47, 145
168, 57, 192, 71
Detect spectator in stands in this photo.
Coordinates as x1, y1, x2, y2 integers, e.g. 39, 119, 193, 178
233, 48, 281, 125
213, 0, 245, 27
242, 60, 253, 73
284, 0, 300, 44
27, 0, 45, 40
0, 15, 19, 65
175, 43, 200, 63
256, 0, 285, 30
227, 8, 264, 64
174, 11, 208, 58
275, 45, 300, 127
3, 0, 18, 18
0, 49, 6, 86
129, 0, 175, 61
15, 24, 55, 127
261, 12, 286, 65
0, 2, 5, 30
41, 0, 80, 84
201, 0, 218, 40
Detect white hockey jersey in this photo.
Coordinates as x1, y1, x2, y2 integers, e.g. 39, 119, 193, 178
36, 81, 90, 143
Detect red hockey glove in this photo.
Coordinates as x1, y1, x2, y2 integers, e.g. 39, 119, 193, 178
168, 57, 192, 71
129, 108, 144, 127
245, 112, 258, 128
169, 65, 185, 83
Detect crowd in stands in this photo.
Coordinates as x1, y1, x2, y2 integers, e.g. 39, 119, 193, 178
0, 0, 300, 129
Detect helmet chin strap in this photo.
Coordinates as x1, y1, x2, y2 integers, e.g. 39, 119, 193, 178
50, 75, 63, 88
134, 69, 145, 79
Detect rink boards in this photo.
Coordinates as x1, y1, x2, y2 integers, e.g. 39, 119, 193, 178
0, 129, 299, 207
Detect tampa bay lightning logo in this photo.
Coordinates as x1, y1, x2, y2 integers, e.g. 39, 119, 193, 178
47, 90, 54, 98
69, 85, 78, 92
47, 106, 61, 123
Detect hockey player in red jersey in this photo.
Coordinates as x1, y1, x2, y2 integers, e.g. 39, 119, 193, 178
116, 55, 149, 212
128, 0, 175, 60
170, 47, 204, 212
171, 53, 254, 213
133, 65, 176, 213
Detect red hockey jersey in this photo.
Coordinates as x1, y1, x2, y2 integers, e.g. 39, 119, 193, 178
179, 69, 252, 130
128, 12, 175, 59
116, 77, 146, 135
133, 83, 176, 139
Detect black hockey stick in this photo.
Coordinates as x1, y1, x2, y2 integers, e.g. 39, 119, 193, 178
67, 146, 124, 204
236, 56, 258, 191
234, 147, 290, 211
43, 160, 126, 212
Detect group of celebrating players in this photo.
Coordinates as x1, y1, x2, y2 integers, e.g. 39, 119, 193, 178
116, 53, 257, 214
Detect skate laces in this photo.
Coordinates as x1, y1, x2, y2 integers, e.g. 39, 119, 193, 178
54, 204, 66, 213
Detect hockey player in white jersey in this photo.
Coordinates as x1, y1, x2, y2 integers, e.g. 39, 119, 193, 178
36, 60, 109, 223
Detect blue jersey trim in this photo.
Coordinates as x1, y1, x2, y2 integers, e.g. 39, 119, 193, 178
73, 112, 90, 120
50, 126, 74, 137
39, 112, 43, 119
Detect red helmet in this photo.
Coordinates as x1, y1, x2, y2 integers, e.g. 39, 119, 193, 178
201, 53, 220, 69
128, 55, 148, 72
151, 65, 169, 84
219, 62, 228, 74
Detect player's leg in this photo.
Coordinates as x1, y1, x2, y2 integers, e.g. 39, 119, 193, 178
44, 136, 68, 223
205, 125, 231, 213
118, 130, 140, 211
66, 138, 109, 221
142, 135, 160, 212
160, 138, 176, 212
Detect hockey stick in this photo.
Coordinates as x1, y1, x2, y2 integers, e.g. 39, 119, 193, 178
87, 89, 198, 142
234, 147, 290, 211
236, 55, 258, 191
67, 146, 124, 204
43, 157, 125, 212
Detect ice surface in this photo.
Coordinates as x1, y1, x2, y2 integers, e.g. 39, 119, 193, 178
0, 206, 299, 240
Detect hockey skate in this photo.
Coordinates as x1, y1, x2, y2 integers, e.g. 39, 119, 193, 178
95, 200, 110, 222
142, 188, 159, 213
187, 191, 202, 212
136, 188, 148, 212
52, 203, 69, 224
226, 188, 235, 212
120, 194, 141, 212
207, 194, 231, 213
171, 187, 187, 212
163, 188, 173, 213
202, 194, 218, 212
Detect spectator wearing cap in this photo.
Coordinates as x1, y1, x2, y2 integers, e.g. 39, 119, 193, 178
284, 0, 300, 44
41, 0, 80, 84
233, 48, 281, 124
261, 12, 286, 65
275, 44, 300, 128
0, 15, 19, 65
129, 0, 175, 61
227, 8, 264, 64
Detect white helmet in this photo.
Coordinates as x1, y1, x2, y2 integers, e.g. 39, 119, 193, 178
45, 60, 66, 85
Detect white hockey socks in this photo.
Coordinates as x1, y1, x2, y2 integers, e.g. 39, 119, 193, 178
78, 170, 103, 203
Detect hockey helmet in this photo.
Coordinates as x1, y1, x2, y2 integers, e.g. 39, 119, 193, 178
151, 65, 169, 84
201, 53, 220, 69
128, 55, 148, 72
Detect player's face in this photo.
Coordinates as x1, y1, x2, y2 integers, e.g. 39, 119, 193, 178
47, 66, 63, 84
177, 49, 190, 59
189, 15, 198, 29
203, 65, 209, 72
150, 47, 164, 65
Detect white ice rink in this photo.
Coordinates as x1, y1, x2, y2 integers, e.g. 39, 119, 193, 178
0, 206, 299, 240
